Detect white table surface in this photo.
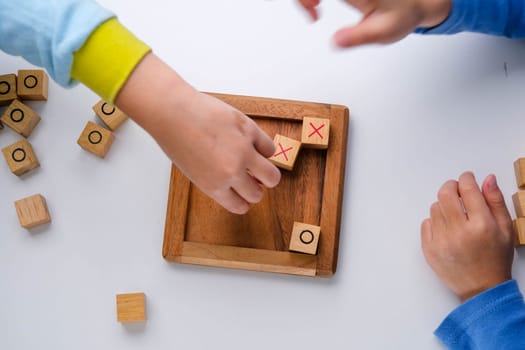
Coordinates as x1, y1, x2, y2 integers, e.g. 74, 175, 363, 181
2, 1, 525, 349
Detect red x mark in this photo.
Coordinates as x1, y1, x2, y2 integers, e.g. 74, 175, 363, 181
273, 143, 293, 161
308, 122, 325, 139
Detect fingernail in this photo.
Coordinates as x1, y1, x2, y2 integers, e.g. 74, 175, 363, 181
487, 174, 498, 191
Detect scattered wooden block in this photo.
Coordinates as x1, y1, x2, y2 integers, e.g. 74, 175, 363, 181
14, 194, 51, 229
116, 293, 146, 322
268, 134, 301, 171
289, 221, 321, 255
77, 121, 115, 158
514, 218, 525, 246
0, 73, 18, 106
93, 100, 128, 131
301, 117, 330, 149
0, 99, 41, 137
17, 69, 48, 100
2, 139, 40, 176
513, 191, 525, 218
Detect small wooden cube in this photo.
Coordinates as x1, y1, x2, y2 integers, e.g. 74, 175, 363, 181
301, 117, 330, 149
116, 293, 146, 322
513, 191, 525, 217
0, 73, 18, 106
514, 218, 525, 246
2, 139, 40, 176
14, 194, 51, 229
77, 121, 115, 158
514, 158, 525, 188
268, 134, 301, 171
93, 100, 128, 131
289, 222, 321, 255
0, 99, 41, 137
17, 69, 48, 100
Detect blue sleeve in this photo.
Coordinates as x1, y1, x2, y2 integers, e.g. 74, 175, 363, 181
415, 0, 525, 38
0, 0, 114, 87
435, 280, 525, 350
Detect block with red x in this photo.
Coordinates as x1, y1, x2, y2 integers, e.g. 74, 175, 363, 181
269, 134, 302, 171
301, 117, 330, 149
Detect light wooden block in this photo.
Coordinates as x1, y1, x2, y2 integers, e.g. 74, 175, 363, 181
77, 121, 115, 158
512, 191, 525, 218
301, 117, 330, 149
268, 134, 301, 171
289, 222, 321, 255
0, 99, 41, 137
93, 100, 128, 131
514, 218, 525, 246
2, 139, 40, 176
17, 69, 48, 100
14, 194, 51, 229
514, 158, 525, 188
0, 73, 18, 106
116, 293, 146, 322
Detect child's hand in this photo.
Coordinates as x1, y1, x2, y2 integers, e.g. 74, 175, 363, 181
298, 0, 451, 48
115, 53, 281, 214
421, 172, 515, 302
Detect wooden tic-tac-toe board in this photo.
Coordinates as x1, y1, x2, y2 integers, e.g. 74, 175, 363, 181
162, 93, 349, 277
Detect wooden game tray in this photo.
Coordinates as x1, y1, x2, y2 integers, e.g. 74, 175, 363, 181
162, 93, 349, 277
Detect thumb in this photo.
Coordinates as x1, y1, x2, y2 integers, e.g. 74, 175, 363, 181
482, 174, 513, 234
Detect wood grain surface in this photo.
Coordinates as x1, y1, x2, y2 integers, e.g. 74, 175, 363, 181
163, 93, 349, 277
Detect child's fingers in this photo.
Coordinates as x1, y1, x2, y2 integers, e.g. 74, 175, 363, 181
214, 188, 250, 215
251, 124, 276, 159
481, 174, 514, 236
458, 172, 492, 221
298, 0, 320, 20
247, 154, 281, 189
231, 172, 265, 205
430, 201, 447, 234
437, 180, 467, 226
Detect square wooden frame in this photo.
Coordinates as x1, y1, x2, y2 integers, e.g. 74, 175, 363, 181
162, 93, 349, 277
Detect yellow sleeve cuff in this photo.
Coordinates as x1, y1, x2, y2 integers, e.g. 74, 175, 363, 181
71, 18, 151, 103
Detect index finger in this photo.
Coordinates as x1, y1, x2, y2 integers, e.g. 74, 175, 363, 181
458, 172, 491, 221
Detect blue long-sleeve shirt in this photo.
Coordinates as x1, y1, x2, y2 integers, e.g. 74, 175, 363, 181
418, 1, 525, 348
416, 0, 525, 37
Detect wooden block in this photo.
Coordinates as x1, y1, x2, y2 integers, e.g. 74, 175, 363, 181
514, 218, 525, 246
289, 222, 321, 255
77, 121, 115, 158
17, 70, 48, 100
14, 194, 51, 229
93, 100, 128, 131
2, 139, 40, 176
513, 191, 525, 217
116, 293, 146, 322
268, 134, 301, 171
515, 158, 525, 188
0, 73, 18, 106
0, 100, 41, 137
301, 117, 330, 149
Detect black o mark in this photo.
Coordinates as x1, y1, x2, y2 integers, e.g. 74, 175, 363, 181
10, 108, 24, 123
12, 148, 26, 162
299, 230, 314, 245
0, 81, 10, 95
101, 103, 115, 115
24, 75, 38, 89
88, 131, 103, 145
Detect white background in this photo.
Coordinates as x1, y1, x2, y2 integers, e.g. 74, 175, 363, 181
1, 1, 525, 349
